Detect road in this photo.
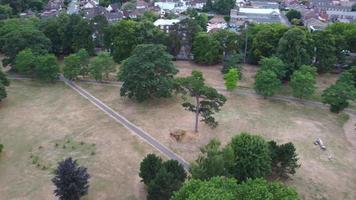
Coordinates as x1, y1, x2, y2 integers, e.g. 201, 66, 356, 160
59, 75, 190, 170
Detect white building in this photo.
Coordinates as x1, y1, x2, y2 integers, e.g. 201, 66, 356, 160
153, 19, 181, 33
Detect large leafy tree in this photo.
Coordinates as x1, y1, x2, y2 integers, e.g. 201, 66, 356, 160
251, 24, 288, 62
212, 29, 239, 58
290, 65, 316, 99
119, 44, 177, 102
259, 56, 286, 80
190, 139, 234, 180
285, 9, 302, 24
52, 157, 90, 200
35, 54, 59, 82
222, 53, 242, 74
312, 31, 337, 73
269, 141, 300, 178
322, 79, 356, 113
63, 54, 82, 80
236, 178, 300, 200
229, 133, 272, 181
192, 32, 222, 65
254, 69, 281, 98
147, 168, 182, 200
0, 18, 50, 64
277, 28, 313, 77
0, 83, 6, 102
171, 177, 238, 200
175, 70, 227, 132
14, 48, 37, 75
89, 52, 115, 81
139, 154, 163, 185
106, 20, 167, 63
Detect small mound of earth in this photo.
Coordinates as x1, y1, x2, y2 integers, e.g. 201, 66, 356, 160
170, 129, 199, 143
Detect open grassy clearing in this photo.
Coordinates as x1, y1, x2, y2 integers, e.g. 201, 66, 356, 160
0, 80, 160, 200
78, 68, 356, 200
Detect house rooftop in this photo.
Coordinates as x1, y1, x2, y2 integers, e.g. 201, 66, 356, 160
239, 7, 280, 14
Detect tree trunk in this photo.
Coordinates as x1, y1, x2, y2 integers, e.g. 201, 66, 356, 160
194, 96, 200, 133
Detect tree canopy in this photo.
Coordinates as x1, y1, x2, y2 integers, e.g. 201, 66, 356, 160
192, 32, 222, 65
254, 69, 281, 98
290, 65, 316, 99
119, 44, 178, 102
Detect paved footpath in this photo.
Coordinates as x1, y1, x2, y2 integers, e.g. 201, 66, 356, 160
59, 75, 190, 170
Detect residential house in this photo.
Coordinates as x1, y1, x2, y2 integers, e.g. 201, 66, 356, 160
207, 15, 227, 32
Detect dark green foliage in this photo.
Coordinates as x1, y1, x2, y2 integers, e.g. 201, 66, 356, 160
139, 154, 186, 200
90, 15, 109, 48
212, 29, 239, 57
147, 168, 182, 200
190, 139, 234, 180
0, 143, 3, 152
254, 69, 281, 97
0, 82, 6, 101
0, 69, 9, 86
259, 56, 286, 80
236, 178, 300, 200
229, 133, 272, 181
175, 70, 227, 132
119, 44, 177, 102
35, 54, 60, 82
211, 0, 236, 15
171, 177, 238, 200
312, 31, 337, 73
322, 75, 356, 113
0, 18, 50, 64
285, 9, 302, 23
269, 141, 300, 178
290, 65, 316, 99
89, 52, 115, 81
39, 14, 94, 55
222, 53, 242, 74
352, 3, 356, 11
192, 32, 222, 65
0, 4, 12, 20
106, 20, 167, 63
277, 28, 313, 77
245, 24, 288, 64
52, 157, 90, 200
63, 54, 81, 80
162, 160, 187, 183
139, 154, 163, 185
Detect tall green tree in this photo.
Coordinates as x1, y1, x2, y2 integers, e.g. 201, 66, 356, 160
259, 56, 286, 80
0, 82, 6, 101
89, 52, 115, 81
14, 48, 37, 75
119, 44, 177, 102
63, 54, 81, 80
35, 54, 59, 82
222, 53, 242, 74
269, 141, 300, 178
147, 168, 182, 200
285, 9, 302, 24
322, 79, 356, 113
175, 70, 227, 132
254, 69, 281, 98
277, 28, 313, 77
212, 0, 236, 15
0, 70, 9, 102
192, 32, 222, 65
139, 154, 163, 185
290, 65, 316, 99
212, 29, 239, 57
312, 31, 337, 73
190, 139, 234, 180
229, 133, 271, 181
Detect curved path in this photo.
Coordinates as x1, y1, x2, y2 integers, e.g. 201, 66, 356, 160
59, 75, 190, 170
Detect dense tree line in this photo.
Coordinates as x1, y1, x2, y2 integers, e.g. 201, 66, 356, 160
140, 132, 300, 200
0, 69, 9, 101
